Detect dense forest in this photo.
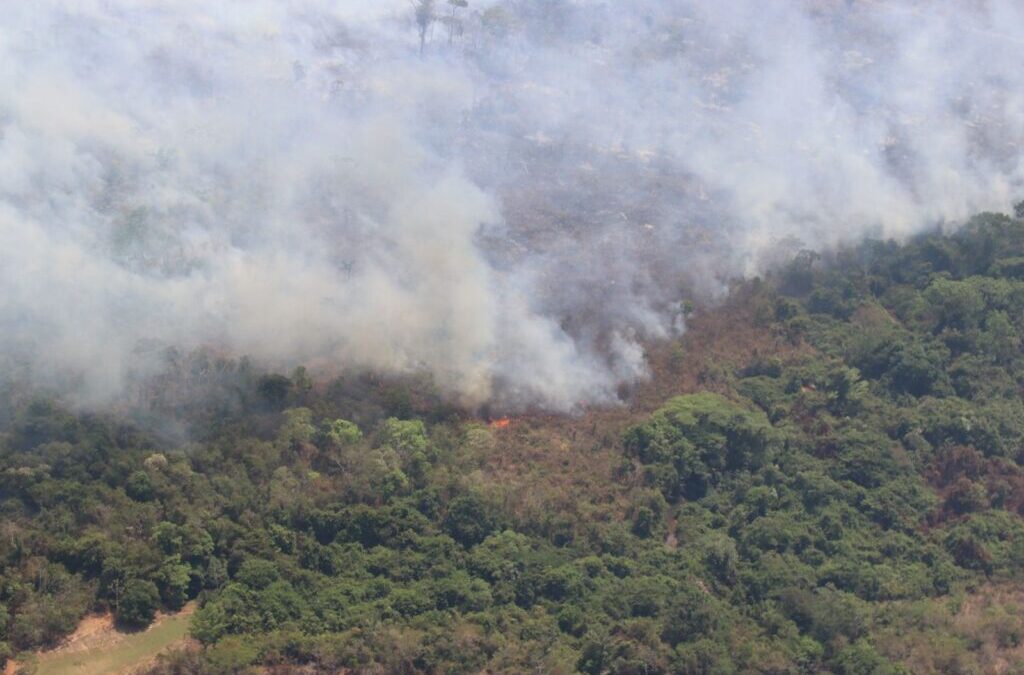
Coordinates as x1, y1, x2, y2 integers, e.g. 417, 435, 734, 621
4, 211, 1024, 673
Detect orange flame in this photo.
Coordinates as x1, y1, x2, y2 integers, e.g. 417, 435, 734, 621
489, 417, 511, 429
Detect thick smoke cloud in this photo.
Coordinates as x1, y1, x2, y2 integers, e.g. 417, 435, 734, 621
0, 1, 1022, 411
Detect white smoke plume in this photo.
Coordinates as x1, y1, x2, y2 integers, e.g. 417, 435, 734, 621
0, 1, 1022, 411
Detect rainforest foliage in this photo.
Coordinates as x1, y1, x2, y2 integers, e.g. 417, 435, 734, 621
4, 212, 1024, 673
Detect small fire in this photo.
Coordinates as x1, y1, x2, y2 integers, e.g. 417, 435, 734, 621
489, 417, 511, 429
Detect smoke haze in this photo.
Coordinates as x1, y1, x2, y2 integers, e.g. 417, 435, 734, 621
1, 0, 1023, 410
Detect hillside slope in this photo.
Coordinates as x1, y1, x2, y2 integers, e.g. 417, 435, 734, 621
3, 212, 1024, 673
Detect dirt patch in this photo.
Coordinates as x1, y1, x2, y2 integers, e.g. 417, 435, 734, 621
53, 613, 118, 656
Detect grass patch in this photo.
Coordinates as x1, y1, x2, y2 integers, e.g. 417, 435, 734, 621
32, 608, 193, 675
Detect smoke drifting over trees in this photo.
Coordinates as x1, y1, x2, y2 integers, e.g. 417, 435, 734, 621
1, 1, 1023, 410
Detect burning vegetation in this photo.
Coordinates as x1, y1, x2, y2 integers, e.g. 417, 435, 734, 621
2, 1, 1024, 674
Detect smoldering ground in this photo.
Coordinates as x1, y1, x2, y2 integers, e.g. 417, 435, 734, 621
1, 0, 1023, 412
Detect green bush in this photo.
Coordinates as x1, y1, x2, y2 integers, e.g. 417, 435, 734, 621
117, 579, 161, 629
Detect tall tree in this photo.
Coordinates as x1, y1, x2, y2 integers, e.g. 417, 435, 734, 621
411, 0, 435, 54
444, 0, 468, 44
